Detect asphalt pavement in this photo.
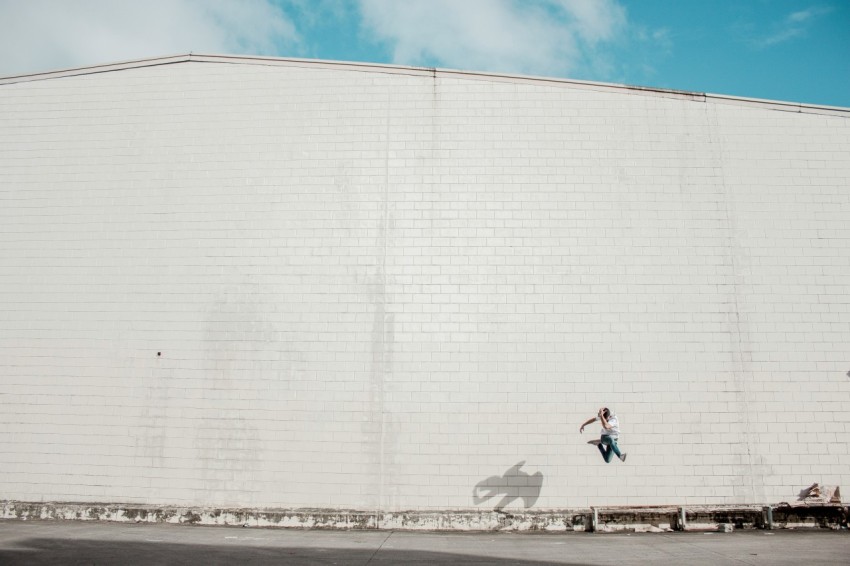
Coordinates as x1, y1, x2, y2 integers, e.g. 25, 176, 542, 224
1, 520, 848, 565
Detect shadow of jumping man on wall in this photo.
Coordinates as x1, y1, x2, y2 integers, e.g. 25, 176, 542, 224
473, 461, 544, 511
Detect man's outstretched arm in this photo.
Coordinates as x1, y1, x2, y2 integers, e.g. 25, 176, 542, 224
579, 416, 597, 433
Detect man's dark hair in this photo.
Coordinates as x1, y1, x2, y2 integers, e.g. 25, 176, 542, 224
602, 408, 610, 419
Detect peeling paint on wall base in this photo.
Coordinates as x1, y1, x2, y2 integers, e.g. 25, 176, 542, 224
2, 502, 847, 532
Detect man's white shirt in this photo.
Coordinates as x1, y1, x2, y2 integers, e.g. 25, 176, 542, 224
602, 415, 620, 438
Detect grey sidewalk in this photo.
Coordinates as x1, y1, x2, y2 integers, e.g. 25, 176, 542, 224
1, 520, 848, 565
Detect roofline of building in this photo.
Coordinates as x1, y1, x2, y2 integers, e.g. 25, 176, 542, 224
1, 53, 847, 117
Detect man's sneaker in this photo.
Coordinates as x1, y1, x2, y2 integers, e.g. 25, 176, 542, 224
620, 453, 627, 462
587, 439, 601, 445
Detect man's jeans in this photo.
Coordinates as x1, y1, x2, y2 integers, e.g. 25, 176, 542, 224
598, 435, 622, 463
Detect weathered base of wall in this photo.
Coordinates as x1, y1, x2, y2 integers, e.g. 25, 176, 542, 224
2, 501, 848, 533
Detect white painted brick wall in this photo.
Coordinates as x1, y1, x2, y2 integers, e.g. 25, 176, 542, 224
1, 59, 848, 512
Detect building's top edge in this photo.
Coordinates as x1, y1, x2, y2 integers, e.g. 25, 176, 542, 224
0, 54, 193, 83
1, 52, 847, 117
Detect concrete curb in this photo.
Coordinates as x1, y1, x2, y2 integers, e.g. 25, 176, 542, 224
2, 501, 847, 533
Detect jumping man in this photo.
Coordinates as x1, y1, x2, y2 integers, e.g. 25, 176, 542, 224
580, 407, 627, 463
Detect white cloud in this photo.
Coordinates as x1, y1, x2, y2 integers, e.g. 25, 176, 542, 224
754, 5, 832, 48
0, 0, 299, 77
357, 0, 627, 78
788, 9, 815, 23
554, 0, 625, 43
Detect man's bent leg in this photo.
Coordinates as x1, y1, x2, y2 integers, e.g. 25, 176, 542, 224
597, 439, 610, 462
599, 436, 614, 463
608, 437, 623, 459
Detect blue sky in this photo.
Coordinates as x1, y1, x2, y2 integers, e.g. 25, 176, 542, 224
1, 0, 848, 107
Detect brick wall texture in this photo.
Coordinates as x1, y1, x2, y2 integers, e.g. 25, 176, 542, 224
1, 58, 848, 511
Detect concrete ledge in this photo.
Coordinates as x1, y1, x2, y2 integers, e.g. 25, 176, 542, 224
1, 502, 586, 532
591, 505, 760, 533
771, 504, 850, 530
2, 501, 847, 533
591, 504, 850, 533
